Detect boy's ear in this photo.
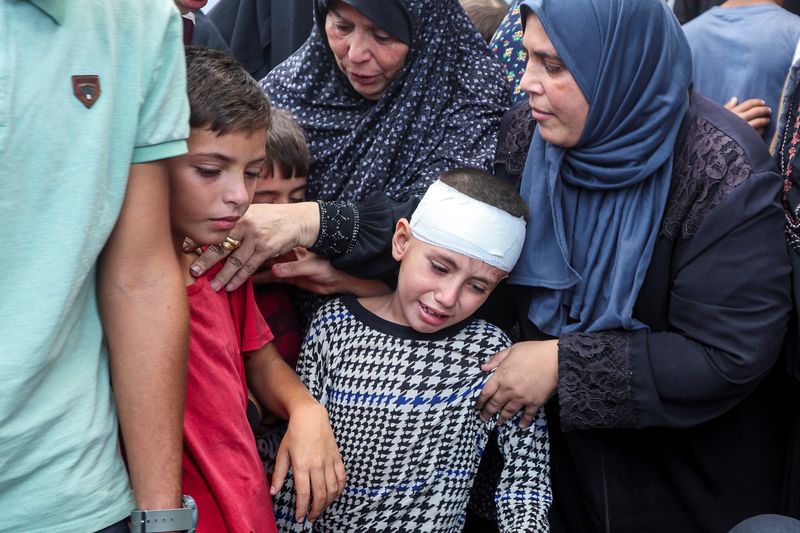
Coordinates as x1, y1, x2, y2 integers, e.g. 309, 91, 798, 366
392, 219, 412, 261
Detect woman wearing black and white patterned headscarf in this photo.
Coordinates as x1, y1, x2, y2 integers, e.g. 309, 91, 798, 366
261, 0, 509, 202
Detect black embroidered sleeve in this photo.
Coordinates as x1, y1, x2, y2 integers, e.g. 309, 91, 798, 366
308, 200, 360, 258
557, 331, 638, 430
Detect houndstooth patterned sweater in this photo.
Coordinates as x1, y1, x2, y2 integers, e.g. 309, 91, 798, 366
273, 296, 550, 532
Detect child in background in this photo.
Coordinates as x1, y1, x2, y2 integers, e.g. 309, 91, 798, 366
251, 107, 389, 471
169, 46, 344, 532
273, 168, 551, 532
251, 108, 310, 370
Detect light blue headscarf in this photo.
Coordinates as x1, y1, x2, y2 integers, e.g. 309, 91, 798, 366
509, 0, 692, 335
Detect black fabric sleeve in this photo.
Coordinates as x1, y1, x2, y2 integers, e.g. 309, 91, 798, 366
557, 170, 791, 430
327, 192, 419, 281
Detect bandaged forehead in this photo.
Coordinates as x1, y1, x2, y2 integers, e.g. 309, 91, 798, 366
409, 181, 526, 272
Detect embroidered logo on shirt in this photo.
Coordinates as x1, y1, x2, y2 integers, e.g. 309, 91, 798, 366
72, 75, 101, 109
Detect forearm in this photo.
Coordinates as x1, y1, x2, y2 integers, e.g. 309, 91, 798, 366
246, 343, 319, 420
557, 327, 784, 431
99, 160, 189, 510
101, 266, 188, 508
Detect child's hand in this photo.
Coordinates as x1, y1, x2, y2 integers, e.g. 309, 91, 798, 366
271, 248, 391, 297
271, 401, 345, 523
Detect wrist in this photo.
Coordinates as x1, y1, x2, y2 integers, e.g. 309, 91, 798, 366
131, 495, 197, 533
299, 202, 321, 249
286, 395, 326, 419
133, 490, 181, 511
308, 200, 358, 258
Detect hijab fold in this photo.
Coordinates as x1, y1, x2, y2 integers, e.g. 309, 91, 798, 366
261, 0, 509, 202
509, 0, 692, 335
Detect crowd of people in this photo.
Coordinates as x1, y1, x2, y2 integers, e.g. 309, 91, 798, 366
5, 0, 800, 532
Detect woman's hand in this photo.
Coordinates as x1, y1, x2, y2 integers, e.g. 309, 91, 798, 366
189, 202, 321, 292
269, 248, 391, 297
724, 97, 771, 137
271, 401, 345, 523
475, 340, 559, 428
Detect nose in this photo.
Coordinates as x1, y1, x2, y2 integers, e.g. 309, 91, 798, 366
520, 59, 543, 96
348, 30, 372, 64
223, 174, 251, 208
434, 280, 460, 309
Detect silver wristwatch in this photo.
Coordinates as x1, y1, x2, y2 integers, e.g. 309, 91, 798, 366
130, 495, 197, 533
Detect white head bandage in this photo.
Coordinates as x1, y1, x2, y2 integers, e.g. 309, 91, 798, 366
409, 180, 527, 272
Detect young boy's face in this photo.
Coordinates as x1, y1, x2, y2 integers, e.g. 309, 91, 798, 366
389, 219, 507, 334
169, 127, 267, 246
252, 163, 307, 205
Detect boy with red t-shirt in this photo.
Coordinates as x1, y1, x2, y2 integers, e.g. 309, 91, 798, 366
168, 46, 345, 532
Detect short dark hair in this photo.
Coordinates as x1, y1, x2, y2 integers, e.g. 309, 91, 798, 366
265, 108, 310, 179
439, 167, 529, 219
185, 46, 270, 134
460, 0, 508, 43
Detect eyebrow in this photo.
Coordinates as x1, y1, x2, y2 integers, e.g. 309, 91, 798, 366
532, 50, 563, 63
328, 7, 390, 35
431, 254, 493, 285
193, 152, 266, 165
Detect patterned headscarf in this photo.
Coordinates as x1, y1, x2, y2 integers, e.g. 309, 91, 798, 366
509, 0, 692, 335
260, 0, 509, 202
490, 0, 528, 104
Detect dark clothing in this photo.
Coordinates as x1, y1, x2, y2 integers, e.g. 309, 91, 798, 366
93, 519, 129, 533
192, 10, 233, 55
208, 0, 311, 80
316, 93, 795, 532
673, 0, 724, 23
774, 54, 800, 520
260, 0, 509, 202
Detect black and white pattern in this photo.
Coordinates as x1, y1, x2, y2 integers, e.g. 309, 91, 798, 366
274, 296, 550, 532
260, 0, 509, 202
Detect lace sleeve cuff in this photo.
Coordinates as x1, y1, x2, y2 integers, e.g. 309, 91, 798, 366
557, 331, 638, 431
308, 200, 360, 259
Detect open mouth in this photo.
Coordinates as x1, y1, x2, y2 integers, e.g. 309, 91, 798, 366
420, 302, 447, 319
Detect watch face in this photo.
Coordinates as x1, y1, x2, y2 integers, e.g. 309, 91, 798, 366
182, 495, 199, 532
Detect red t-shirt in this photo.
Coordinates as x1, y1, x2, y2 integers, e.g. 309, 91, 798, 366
253, 284, 301, 369
183, 265, 277, 533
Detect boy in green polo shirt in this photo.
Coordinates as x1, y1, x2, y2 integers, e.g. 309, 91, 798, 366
1, 1, 191, 532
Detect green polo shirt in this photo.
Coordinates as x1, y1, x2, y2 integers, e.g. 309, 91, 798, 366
0, 1, 189, 531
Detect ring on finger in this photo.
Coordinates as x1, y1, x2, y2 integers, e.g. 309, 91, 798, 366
220, 236, 242, 252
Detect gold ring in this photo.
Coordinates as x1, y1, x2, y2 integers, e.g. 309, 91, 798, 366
220, 236, 242, 252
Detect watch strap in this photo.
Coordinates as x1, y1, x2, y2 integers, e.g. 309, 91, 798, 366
130, 506, 195, 533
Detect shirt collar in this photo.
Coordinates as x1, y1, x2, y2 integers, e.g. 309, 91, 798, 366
28, 0, 66, 25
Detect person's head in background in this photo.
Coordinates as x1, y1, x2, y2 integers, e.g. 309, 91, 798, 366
461, 0, 510, 42
168, 46, 270, 248
320, 0, 412, 100
254, 108, 309, 205
386, 168, 528, 333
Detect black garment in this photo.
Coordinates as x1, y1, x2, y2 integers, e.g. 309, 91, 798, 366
318, 93, 796, 532
774, 52, 800, 520
208, 0, 313, 79
673, 0, 722, 24
192, 10, 233, 55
